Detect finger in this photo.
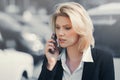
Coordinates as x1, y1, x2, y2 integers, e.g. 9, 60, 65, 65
48, 39, 56, 43
47, 42, 55, 48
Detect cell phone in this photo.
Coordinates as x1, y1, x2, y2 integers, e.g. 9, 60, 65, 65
49, 33, 62, 54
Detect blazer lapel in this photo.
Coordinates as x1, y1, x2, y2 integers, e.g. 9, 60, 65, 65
82, 62, 95, 80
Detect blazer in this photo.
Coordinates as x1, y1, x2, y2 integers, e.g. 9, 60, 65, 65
38, 47, 115, 80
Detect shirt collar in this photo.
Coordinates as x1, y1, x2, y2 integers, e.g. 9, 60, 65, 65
60, 47, 93, 62
82, 47, 93, 62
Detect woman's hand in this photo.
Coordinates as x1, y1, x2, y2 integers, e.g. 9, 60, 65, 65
45, 39, 59, 70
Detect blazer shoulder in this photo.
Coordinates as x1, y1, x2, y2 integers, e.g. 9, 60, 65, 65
91, 47, 114, 62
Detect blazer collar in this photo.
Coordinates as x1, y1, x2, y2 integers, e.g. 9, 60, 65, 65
82, 48, 96, 80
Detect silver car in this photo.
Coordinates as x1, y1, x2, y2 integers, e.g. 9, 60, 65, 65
0, 49, 34, 80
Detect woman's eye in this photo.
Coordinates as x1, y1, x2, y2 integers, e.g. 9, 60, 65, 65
65, 27, 71, 30
55, 26, 60, 29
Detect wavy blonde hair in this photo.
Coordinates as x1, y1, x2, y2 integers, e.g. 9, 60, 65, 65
51, 2, 95, 52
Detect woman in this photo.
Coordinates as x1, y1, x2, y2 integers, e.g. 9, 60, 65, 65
38, 2, 114, 80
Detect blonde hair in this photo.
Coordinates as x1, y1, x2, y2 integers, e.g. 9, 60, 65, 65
51, 2, 95, 52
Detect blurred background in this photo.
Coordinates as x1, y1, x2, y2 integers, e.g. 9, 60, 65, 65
0, 0, 120, 80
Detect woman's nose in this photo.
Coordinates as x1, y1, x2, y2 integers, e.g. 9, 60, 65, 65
58, 29, 65, 36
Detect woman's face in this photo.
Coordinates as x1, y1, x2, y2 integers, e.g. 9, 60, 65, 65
55, 16, 79, 48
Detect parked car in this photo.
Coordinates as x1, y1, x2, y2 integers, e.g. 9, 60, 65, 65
16, 31, 45, 65
88, 2, 120, 57
0, 12, 45, 65
0, 49, 34, 80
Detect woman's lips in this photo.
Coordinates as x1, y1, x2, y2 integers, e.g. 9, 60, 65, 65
59, 38, 66, 43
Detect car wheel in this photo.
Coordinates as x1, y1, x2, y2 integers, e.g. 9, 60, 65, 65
21, 71, 28, 80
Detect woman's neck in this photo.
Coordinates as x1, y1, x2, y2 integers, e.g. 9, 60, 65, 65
66, 46, 83, 61
66, 46, 83, 74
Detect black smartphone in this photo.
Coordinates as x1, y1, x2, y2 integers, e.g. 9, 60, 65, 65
49, 33, 62, 54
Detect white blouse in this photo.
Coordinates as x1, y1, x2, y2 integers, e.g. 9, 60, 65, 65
60, 47, 94, 80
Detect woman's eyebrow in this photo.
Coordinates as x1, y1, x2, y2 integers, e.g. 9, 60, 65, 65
63, 24, 72, 27
55, 23, 72, 27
